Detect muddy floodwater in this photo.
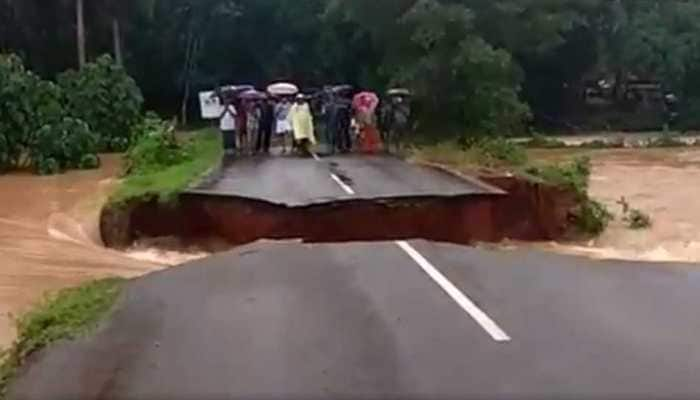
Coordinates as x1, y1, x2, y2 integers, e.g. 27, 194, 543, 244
0, 156, 205, 348
530, 147, 700, 263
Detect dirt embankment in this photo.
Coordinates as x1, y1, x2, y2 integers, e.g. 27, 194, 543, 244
100, 175, 579, 250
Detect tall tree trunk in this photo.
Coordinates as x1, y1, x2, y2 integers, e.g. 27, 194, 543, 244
112, 18, 123, 65
76, 0, 86, 68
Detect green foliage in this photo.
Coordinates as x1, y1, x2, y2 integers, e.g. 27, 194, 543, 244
123, 117, 190, 176
525, 156, 591, 197
0, 54, 64, 170
0, 279, 123, 398
575, 199, 614, 236
59, 55, 143, 152
31, 117, 99, 174
110, 129, 222, 205
0, 54, 104, 175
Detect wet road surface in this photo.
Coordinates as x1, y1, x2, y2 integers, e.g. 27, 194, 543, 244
186, 154, 496, 206
10, 153, 700, 399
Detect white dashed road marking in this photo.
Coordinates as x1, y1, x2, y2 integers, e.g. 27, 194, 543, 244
396, 241, 511, 342
330, 173, 356, 195
313, 152, 511, 342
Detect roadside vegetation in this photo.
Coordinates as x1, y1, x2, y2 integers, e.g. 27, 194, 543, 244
412, 137, 614, 236
109, 119, 222, 205
0, 54, 143, 175
0, 279, 124, 399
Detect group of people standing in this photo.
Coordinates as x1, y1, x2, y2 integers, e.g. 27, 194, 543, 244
217, 84, 411, 158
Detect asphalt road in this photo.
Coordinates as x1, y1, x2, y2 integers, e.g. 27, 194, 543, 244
186, 154, 496, 206
10, 154, 700, 399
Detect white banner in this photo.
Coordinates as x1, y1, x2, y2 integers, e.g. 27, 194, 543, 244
199, 91, 223, 120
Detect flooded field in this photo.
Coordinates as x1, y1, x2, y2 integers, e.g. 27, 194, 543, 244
0, 156, 204, 348
530, 147, 700, 263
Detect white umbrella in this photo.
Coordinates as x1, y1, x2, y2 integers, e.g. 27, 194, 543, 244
267, 82, 299, 96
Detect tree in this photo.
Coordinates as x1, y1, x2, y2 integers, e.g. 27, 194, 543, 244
76, 0, 85, 68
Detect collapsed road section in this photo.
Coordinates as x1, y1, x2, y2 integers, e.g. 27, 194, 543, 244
100, 155, 579, 249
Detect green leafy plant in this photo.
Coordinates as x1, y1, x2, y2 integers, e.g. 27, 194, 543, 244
525, 156, 592, 198
31, 117, 99, 174
0, 54, 64, 171
58, 55, 143, 152
122, 117, 188, 176
575, 199, 614, 236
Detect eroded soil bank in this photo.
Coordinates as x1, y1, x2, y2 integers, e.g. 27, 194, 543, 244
101, 175, 579, 250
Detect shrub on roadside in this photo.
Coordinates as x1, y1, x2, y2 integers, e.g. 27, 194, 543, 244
123, 117, 189, 176
59, 55, 143, 152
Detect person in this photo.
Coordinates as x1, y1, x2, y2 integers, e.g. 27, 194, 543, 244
274, 98, 293, 153
288, 94, 316, 156
235, 98, 248, 155
257, 97, 274, 154
245, 99, 261, 155
352, 91, 381, 153
335, 96, 353, 152
219, 98, 237, 156
382, 95, 412, 153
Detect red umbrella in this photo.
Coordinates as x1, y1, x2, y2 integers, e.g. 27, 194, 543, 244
353, 91, 379, 114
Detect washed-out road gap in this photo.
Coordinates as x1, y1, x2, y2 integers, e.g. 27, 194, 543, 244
310, 152, 511, 342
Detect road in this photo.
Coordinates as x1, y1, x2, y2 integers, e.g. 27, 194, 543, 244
10, 154, 700, 399
186, 154, 500, 206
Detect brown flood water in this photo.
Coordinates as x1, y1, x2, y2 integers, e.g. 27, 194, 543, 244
529, 148, 700, 263
0, 155, 205, 348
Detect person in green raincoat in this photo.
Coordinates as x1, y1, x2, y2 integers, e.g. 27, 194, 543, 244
288, 94, 316, 155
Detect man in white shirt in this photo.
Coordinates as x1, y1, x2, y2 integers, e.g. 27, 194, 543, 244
219, 100, 238, 156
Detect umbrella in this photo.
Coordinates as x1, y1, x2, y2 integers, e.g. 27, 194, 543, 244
239, 89, 267, 101
387, 88, 411, 97
267, 82, 299, 96
353, 91, 379, 114
215, 84, 254, 102
331, 84, 353, 94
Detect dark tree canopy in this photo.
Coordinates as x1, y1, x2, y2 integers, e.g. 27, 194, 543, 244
2, 0, 700, 132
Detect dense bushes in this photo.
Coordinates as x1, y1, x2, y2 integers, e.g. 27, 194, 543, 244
0, 55, 64, 171
122, 116, 190, 176
59, 55, 144, 152
32, 118, 99, 175
0, 53, 144, 175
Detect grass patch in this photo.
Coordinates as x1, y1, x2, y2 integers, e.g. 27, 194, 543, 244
0, 278, 124, 398
109, 128, 222, 205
